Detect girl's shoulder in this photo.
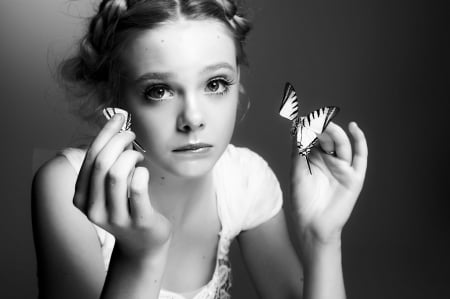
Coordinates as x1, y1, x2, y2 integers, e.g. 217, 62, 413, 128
32, 147, 86, 206
216, 144, 283, 232
219, 144, 271, 172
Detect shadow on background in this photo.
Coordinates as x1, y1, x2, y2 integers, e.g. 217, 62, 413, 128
0, 0, 448, 298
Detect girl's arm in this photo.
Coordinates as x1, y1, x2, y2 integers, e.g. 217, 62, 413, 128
32, 156, 107, 299
237, 210, 304, 299
32, 115, 172, 299
238, 210, 344, 299
239, 122, 367, 299
32, 156, 168, 299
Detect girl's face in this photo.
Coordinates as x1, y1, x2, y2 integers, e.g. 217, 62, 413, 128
119, 19, 240, 178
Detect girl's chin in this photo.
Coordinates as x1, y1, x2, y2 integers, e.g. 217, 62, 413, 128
168, 160, 216, 179
144, 157, 217, 180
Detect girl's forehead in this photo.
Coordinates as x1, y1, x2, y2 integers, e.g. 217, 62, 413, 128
119, 19, 237, 78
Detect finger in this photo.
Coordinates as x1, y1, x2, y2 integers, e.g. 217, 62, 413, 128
319, 122, 352, 163
106, 150, 144, 225
87, 131, 136, 222
129, 167, 154, 225
74, 114, 126, 211
317, 131, 334, 153
348, 122, 368, 174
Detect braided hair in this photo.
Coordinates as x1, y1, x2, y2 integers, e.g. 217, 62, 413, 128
60, 0, 251, 121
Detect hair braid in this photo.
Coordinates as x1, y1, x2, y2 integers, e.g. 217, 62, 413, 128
85, 0, 127, 76
218, 0, 251, 41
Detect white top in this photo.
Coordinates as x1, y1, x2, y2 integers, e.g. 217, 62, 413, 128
59, 144, 283, 299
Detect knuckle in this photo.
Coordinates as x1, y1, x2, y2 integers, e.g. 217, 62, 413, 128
129, 183, 144, 197
122, 130, 136, 140
107, 168, 126, 185
85, 148, 98, 164
93, 156, 109, 172
108, 215, 127, 227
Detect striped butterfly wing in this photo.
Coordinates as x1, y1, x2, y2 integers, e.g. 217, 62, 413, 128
279, 82, 299, 121
296, 107, 339, 174
103, 107, 132, 131
102, 107, 146, 153
301, 106, 340, 135
296, 123, 319, 156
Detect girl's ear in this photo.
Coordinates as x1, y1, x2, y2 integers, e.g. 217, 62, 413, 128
239, 83, 245, 94
236, 66, 245, 93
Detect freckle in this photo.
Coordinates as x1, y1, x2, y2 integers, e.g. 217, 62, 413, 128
160, 39, 165, 43
154, 279, 158, 284
161, 176, 165, 180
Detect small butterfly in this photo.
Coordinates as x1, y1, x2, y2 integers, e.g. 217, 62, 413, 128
102, 107, 146, 153
279, 82, 339, 174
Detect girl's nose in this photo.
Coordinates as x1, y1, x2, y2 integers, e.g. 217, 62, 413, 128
176, 96, 205, 133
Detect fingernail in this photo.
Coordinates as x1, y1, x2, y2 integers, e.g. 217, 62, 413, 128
113, 114, 124, 122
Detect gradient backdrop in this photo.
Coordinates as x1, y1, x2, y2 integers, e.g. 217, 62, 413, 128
0, 0, 449, 298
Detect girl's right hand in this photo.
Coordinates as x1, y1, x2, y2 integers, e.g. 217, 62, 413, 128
73, 114, 172, 260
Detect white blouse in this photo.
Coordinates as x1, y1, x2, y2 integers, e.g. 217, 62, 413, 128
60, 144, 283, 299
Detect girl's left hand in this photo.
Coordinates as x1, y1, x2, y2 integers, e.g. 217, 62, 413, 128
290, 122, 368, 247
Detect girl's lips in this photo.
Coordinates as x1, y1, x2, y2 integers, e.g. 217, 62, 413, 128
172, 143, 213, 152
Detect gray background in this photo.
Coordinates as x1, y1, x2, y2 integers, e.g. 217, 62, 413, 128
0, 0, 449, 298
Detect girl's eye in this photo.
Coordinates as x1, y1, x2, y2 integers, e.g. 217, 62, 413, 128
205, 78, 232, 95
143, 85, 174, 101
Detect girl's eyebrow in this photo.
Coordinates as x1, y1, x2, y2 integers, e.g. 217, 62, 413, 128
134, 72, 171, 83
200, 62, 236, 74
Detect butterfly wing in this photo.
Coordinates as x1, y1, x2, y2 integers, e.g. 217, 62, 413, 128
279, 82, 299, 121
103, 107, 131, 132
295, 124, 319, 174
296, 121, 319, 155
302, 106, 340, 135
296, 107, 339, 153
102, 107, 146, 153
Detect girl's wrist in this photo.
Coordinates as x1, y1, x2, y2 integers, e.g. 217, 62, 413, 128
291, 210, 343, 246
300, 234, 342, 270
114, 239, 171, 268
293, 218, 343, 266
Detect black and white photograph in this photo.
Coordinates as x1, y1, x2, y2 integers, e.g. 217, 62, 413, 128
0, 0, 448, 298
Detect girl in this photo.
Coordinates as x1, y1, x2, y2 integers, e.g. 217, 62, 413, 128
32, 0, 368, 298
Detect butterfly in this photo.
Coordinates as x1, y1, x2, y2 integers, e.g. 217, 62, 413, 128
102, 107, 146, 153
279, 82, 340, 174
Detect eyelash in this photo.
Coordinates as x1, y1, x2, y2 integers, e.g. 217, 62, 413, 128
142, 84, 173, 102
205, 77, 236, 96
142, 76, 236, 102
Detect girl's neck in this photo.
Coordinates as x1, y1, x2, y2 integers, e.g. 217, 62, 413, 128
144, 164, 215, 228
